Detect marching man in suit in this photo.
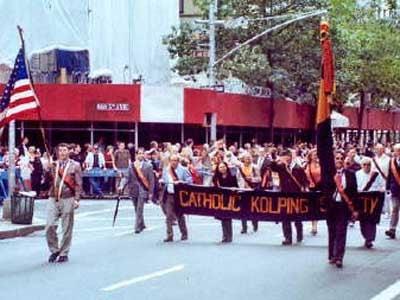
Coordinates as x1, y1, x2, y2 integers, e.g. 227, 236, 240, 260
46, 143, 82, 263
128, 148, 155, 234
385, 143, 400, 239
270, 149, 309, 245
160, 154, 193, 242
328, 151, 358, 268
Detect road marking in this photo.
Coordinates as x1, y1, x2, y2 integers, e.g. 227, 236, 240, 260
83, 216, 165, 221
101, 264, 185, 291
371, 280, 400, 300
113, 226, 162, 237
74, 225, 132, 233
75, 207, 132, 219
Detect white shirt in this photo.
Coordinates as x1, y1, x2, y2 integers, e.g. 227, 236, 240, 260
372, 154, 390, 178
356, 169, 385, 192
335, 169, 346, 202
166, 169, 175, 194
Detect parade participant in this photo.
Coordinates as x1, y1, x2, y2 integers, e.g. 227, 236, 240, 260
213, 161, 238, 243
328, 151, 358, 268
46, 143, 82, 263
270, 149, 309, 245
237, 152, 261, 233
356, 157, 385, 248
372, 143, 390, 217
385, 143, 400, 239
127, 148, 155, 234
161, 154, 193, 242
305, 149, 322, 235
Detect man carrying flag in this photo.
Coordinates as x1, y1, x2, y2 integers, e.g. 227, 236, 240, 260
316, 21, 358, 269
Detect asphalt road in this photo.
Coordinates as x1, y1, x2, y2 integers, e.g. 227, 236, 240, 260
1, 200, 400, 300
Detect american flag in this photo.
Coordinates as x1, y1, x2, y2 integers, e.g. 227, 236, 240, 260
0, 48, 40, 127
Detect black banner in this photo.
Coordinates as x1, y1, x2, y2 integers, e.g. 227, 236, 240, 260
174, 184, 384, 223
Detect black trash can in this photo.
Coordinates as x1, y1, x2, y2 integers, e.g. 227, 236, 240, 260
11, 192, 35, 225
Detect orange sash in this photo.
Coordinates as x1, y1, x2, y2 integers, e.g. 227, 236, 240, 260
390, 158, 400, 186
133, 162, 150, 191
261, 169, 271, 189
334, 173, 355, 213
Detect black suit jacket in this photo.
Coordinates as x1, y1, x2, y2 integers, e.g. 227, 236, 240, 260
331, 169, 357, 212
270, 161, 308, 192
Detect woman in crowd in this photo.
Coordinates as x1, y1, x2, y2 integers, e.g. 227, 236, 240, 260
104, 145, 116, 194
31, 148, 44, 197
305, 149, 322, 235
213, 161, 238, 243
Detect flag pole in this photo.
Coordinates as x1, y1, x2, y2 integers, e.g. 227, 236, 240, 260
17, 26, 51, 157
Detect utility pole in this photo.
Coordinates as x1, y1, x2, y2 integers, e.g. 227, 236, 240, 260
208, 0, 218, 142
208, 0, 217, 87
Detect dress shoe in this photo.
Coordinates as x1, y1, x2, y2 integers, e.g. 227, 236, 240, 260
329, 258, 336, 265
240, 229, 247, 234
253, 224, 258, 232
365, 240, 373, 249
385, 229, 396, 239
134, 230, 141, 234
221, 238, 228, 243
48, 252, 60, 263
57, 256, 69, 263
163, 237, 173, 242
282, 239, 292, 246
181, 235, 188, 241
335, 260, 343, 268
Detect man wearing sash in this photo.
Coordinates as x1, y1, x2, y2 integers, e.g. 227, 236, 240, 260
46, 143, 82, 263
372, 144, 390, 216
127, 148, 155, 234
356, 157, 385, 248
385, 144, 400, 239
270, 149, 308, 245
161, 154, 193, 242
328, 152, 358, 268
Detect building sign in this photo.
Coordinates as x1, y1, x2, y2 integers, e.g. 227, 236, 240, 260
96, 103, 131, 112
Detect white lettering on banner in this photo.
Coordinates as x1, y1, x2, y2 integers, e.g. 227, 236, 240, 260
96, 103, 131, 112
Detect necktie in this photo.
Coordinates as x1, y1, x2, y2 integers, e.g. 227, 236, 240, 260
335, 170, 343, 190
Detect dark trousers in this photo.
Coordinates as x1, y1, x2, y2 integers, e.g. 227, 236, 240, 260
327, 202, 349, 261
164, 194, 187, 239
360, 220, 376, 242
133, 197, 146, 231
282, 221, 303, 242
31, 173, 42, 196
221, 219, 232, 241
241, 219, 258, 232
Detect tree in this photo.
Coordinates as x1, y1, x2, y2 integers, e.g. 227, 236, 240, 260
164, 0, 400, 141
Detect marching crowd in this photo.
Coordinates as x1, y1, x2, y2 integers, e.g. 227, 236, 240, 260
1, 136, 399, 267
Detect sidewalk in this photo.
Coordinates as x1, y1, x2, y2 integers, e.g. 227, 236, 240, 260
0, 206, 46, 240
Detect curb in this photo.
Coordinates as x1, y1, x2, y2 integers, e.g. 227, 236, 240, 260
0, 224, 46, 240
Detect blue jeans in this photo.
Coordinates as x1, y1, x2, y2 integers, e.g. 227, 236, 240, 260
89, 168, 103, 196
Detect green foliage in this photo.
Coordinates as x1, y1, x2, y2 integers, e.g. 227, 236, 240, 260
164, 0, 400, 107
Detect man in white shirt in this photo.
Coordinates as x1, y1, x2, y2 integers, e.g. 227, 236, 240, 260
356, 157, 385, 248
84, 145, 106, 197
